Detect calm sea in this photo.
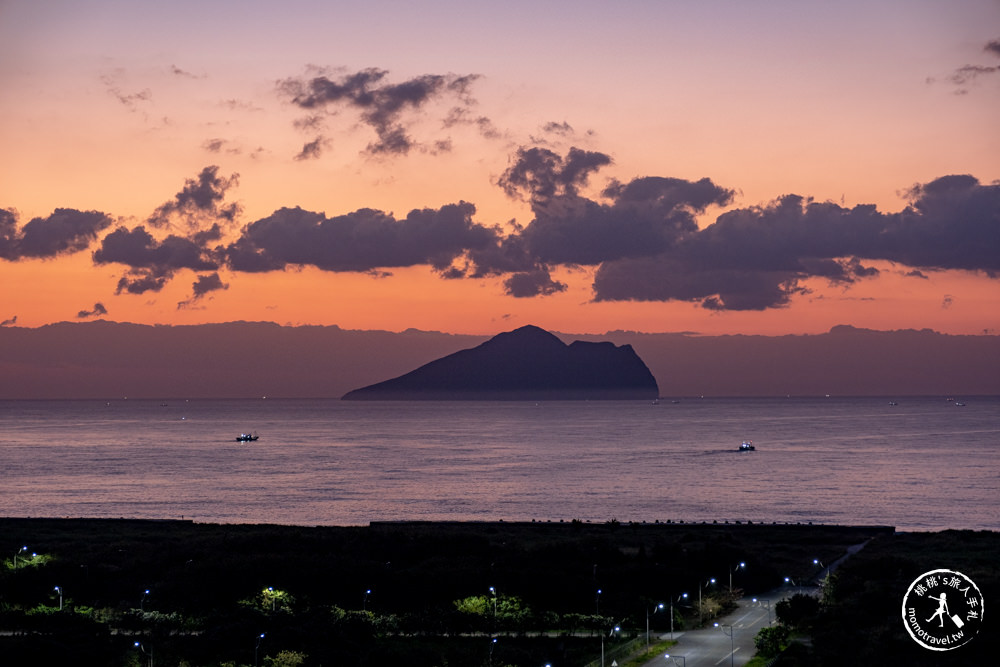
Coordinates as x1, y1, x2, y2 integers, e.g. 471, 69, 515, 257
0, 397, 997, 531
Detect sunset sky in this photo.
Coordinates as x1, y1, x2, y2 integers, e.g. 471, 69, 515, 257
2, 0, 998, 336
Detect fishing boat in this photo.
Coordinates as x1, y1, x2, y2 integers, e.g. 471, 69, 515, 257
236, 432, 259, 442
738, 441, 755, 452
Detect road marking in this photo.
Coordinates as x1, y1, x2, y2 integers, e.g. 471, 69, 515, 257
714, 647, 740, 665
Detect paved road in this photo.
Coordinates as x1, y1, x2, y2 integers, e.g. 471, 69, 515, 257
641, 586, 816, 667
644, 538, 874, 666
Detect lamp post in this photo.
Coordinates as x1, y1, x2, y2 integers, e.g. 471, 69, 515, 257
813, 558, 828, 583
364, 588, 372, 611
601, 624, 620, 667
54, 586, 63, 611
596, 588, 602, 615
647, 602, 664, 653
714, 623, 734, 667
752, 597, 771, 625
141, 589, 150, 611
664, 654, 686, 666
698, 578, 715, 626
134, 641, 152, 667
14, 545, 27, 570
490, 586, 498, 618
670, 593, 688, 640
254, 632, 265, 667
729, 562, 745, 594
488, 637, 497, 666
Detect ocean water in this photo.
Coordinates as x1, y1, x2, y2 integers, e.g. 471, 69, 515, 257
0, 397, 997, 531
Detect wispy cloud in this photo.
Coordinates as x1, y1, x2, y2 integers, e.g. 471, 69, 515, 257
277, 67, 484, 156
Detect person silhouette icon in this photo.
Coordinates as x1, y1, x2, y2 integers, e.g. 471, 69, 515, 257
926, 592, 949, 628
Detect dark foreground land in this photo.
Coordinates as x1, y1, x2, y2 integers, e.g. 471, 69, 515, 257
0, 518, 996, 666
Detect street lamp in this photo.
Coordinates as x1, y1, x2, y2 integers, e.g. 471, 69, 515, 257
54, 586, 63, 611
714, 623, 734, 667
14, 545, 27, 570
141, 589, 150, 611
364, 588, 372, 611
601, 624, 620, 667
254, 632, 265, 667
134, 641, 152, 667
596, 588, 602, 614
699, 578, 716, 626
670, 593, 688, 640
664, 654, 686, 666
729, 561, 745, 594
752, 597, 772, 625
647, 602, 664, 653
490, 586, 498, 618
813, 558, 828, 583
489, 637, 498, 666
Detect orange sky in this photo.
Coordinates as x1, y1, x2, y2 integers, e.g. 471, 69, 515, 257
1, 0, 998, 336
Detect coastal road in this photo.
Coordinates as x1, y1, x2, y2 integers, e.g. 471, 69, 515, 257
641, 586, 817, 667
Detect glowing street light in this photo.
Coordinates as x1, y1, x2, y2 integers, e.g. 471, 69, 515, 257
813, 558, 829, 583
141, 589, 150, 611
54, 586, 63, 611
601, 623, 620, 667
714, 623, 734, 667
699, 578, 716, 625
14, 545, 27, 570
729, 561, 746, 594
490, 586, 498, 617
670, 593, 688, 640
134, 640, 152, 667
596, 588, 602, 614
255, 632, 265, 667
647, 602, 664, 653
363, 588, 372, 611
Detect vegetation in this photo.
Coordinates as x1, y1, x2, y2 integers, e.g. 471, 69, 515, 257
1, 517, 943, 666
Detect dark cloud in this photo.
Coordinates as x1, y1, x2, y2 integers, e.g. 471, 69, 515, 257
947, 64, 998, 86
295, 136, 328, 161
170, 65, 201, 79
518, 178, 734, 266
0, 208, 113, 260
224, 202, 499, 274
277, 68, 482, 156
178, 272, 229, 309
101, 73, 152, 112
498, 146, 612, 202
0, 208, 17, 258
77, 302, 108, 319
883, 174, 1000, 273
935, 40, 1000, 92
503, 269, 568, 298
1, 316, 16, 327
590, 174, 998, 310
148, 166, 241, 230
443, 107, 501, 139
93, 226, 219, 295
191, 272, 227, 298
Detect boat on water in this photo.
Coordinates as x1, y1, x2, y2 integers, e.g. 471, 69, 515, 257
236, 432, 259, 442
738, 441, 755, 452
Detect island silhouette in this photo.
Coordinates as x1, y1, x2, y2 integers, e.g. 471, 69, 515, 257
341, 324, 659, 400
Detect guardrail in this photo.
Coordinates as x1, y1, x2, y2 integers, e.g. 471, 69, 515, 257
580, 636, 646, 667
